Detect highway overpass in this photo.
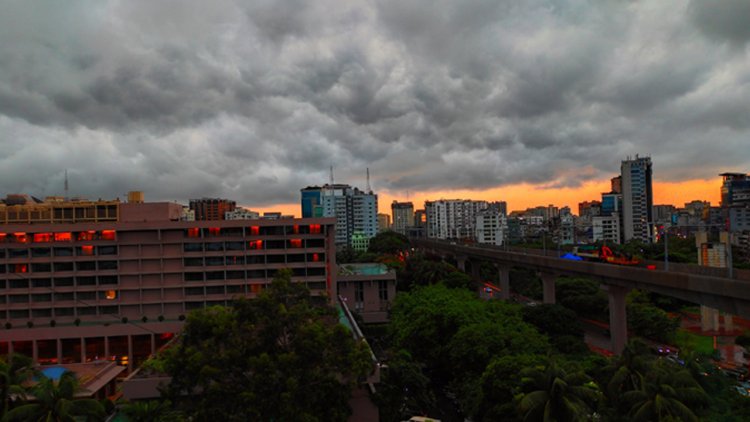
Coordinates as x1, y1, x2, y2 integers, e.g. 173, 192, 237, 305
413, 239, 750, 354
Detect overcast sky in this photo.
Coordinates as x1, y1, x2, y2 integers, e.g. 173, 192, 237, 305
1, 0, 748, 208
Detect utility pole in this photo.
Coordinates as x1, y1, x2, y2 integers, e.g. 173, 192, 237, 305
664, 225, 669, 271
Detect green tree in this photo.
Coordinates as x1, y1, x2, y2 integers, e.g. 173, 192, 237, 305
367, 230, 410, 255
627, 303, 680, 343
518, 361, 602, 422
605, 339, 655, 409
521, 304, 587, 354
0, 354, 36, 417
3, 371, 105, 422
622, 361, 708, 422
119, 399, 182, 422
372, 350, 436, 422
161, 269, 372, 421
468, 354, 547, 421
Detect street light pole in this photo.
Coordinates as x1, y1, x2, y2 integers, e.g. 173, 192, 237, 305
664, 225, 669, 271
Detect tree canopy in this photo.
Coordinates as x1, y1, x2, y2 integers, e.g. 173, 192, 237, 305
159, 269, 372, 422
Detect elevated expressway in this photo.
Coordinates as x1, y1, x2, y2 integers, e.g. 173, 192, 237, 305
413, 239, 750, 354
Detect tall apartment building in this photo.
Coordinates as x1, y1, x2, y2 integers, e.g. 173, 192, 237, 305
720, 173, 750, 232
189, 198, 236, 221
425, 199, 504, 240
0, 198, 336, 370
621, 155, 654, 243
300, 184, 377, 250
475, 209, 507, 246
391, 201, 414, 235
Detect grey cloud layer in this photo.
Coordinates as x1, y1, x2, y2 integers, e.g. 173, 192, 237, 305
0, 0, 748, 205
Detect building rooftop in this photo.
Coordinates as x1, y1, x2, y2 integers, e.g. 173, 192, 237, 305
338, 263, 390, 276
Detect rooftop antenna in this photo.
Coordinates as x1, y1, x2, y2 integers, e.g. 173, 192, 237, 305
329, 165, 334, 186
366, 168, 371, 193
64, 169, 69, 200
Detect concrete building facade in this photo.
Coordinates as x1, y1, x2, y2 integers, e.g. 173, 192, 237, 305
391, 201, 414, 235
621, 155, 654, 243
0, 201, 337, 371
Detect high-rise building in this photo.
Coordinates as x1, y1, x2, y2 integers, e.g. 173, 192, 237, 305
189, 198, 236, 221
475, 208, 507, 246
425, 199, 503, 240
377, 213, 391, 232
391, 201, 414, 235
720, 173, 750, 233
621, 155, 654, 243
300, 187, 324, 218
301, 184, 378, 250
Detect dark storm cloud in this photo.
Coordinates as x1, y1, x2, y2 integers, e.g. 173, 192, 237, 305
0, 0, 748, 206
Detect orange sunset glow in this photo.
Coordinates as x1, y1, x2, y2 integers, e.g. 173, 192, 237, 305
249, 177, 722, 218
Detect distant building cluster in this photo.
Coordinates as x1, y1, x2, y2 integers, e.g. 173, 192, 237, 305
300, 184, 378, 251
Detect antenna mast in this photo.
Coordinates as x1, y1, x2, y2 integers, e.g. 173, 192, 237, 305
366, 168, 371, 193
329, 165, 334, 186
64, 169, 69, 199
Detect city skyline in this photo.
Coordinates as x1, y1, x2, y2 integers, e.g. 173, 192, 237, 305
0, 1, 748, 216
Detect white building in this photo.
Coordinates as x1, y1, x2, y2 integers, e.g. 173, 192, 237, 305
475, 210, 508, 246
313, 184, 378, 249
426, 199, 498, 240
593, 215, 622, 244
225, 208, 260, 220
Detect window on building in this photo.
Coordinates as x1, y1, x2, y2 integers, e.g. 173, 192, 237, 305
206, 285, 224, 295
32, 309, 52, 318
31, 263, 51, 273
183, 258, 204, 267
31, 293, 52, 302
98, 261, 118, 270
77, 291, 96, 301
205, 257, 224, 266
98, 276, 118, 285
185, 287, 204, 296
98, 245, 117, 255
54, 292, 74, 301
54, 262, 74, 272
31, 248, 51, 257
76, 261, 96, 271
379, 280, 389, 301
205, 242, 224, 252
184, 272, 204, 282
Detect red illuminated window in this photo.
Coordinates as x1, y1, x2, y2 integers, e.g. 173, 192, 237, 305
105, 290, 117, 300
290, 239, 302, 248
249, 226, 260, 236
81, 245, 94, 256
0, 233, 6, 242
208, 227, 220, 236
187, 228, 200, 238
309, 224, 321, 234
100, 230, 116, 241
54, 232, 72, 242
77, 231, 96, 241
312, 253, 320, 262
33, 233, 52, 243
248, 240, 263, 250
13, 264, 28, 273
13, 233, 28, 243
159, 332, 175, 341
292, 225, 299, 234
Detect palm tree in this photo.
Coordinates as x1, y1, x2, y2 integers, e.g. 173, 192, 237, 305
518, 361, 602, 422
0, 353, 37, 417
2, 370, 104, 422
622, 362, 708, 422
606, 339, 654, 405
120, 399, 182, 422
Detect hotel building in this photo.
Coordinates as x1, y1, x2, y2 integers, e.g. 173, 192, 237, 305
0, 198, 336, 371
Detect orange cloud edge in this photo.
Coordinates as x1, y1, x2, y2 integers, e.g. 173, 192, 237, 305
247, 178, 721, 218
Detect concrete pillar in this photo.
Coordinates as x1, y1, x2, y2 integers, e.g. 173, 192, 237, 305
151, 334, 156, 355
127, 335, 133, 372
81, 338, 87, 363
470, 260, 481, 281
456, 256, 467, 272
32, 340, 38, 363
700, 305, 720, 332
604, 285, 630, 355
725, 313, 735, 333
104, 336, 110, 361
498, 265, 511, 300
56, 339, 62, 364
538, 272, 556, 304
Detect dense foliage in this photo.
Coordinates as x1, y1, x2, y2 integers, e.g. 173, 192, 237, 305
159, 269, 372, 422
